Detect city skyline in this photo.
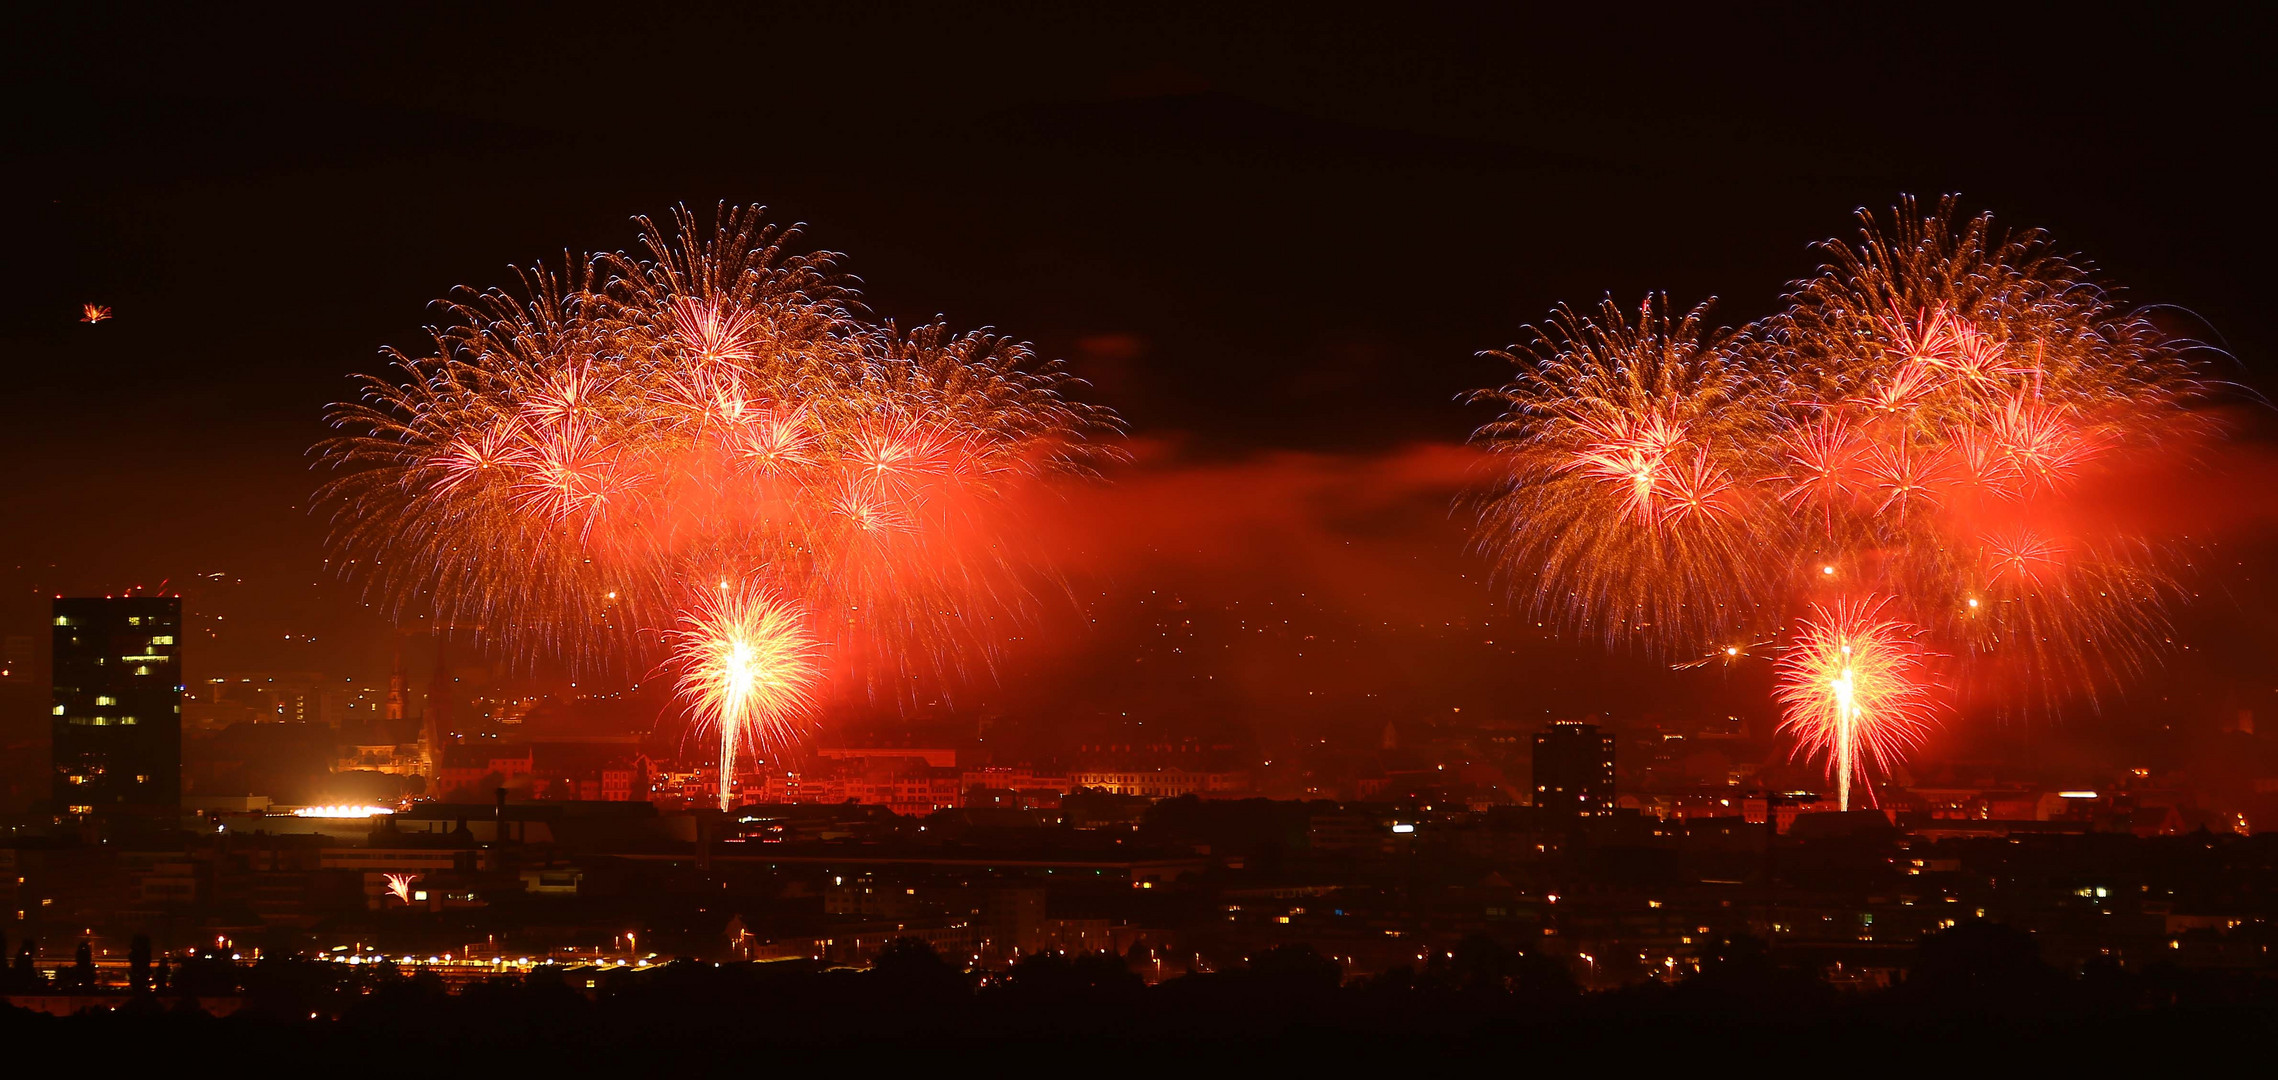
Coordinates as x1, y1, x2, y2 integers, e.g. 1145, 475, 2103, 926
4, 4, 2277, 1056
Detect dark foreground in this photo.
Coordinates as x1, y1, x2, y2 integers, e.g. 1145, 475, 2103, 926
7, 928, 2271, 1070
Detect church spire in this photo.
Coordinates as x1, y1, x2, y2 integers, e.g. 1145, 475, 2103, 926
384, 646, 408, 722
423, 641, 454, 796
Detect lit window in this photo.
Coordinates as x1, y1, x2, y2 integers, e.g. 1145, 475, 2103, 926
128, 617, 142, 626
54, 617, 74, 627
96, 696, 115, 706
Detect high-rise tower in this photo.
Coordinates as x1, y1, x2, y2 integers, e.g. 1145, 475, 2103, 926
51, 596, 183, 815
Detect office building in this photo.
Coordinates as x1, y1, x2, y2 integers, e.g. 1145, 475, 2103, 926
52, 596, 183, 815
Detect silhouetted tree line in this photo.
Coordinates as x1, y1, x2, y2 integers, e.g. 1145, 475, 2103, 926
1, 933, 169, 995
6, 922, 2278, 1064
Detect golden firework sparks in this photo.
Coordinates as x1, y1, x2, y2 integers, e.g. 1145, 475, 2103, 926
1473, 195, 2214, 786
670, 581, 821, 812
1774, 600, 1938, 811
316, 205, 1122, 711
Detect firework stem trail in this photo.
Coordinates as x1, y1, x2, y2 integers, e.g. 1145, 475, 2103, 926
670, 581, 821, 811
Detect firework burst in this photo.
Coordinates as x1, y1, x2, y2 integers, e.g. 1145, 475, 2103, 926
1468, 295, 1784, 652
669, 581, 822, 811
1774, 600, 1939, 810
1760, 196, 2203, 704
318, 204, 1120, 743
1473, 196, 2217, 798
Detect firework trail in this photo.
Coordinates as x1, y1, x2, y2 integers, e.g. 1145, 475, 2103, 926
1774, 600, 1938, 809
383, 873, 418, 905
1473, 196, 2217, 798
670, 581, 822, 810
318, 205, 1120, 744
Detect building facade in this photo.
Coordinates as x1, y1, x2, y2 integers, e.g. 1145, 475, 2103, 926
1532, 720, 1615, 818
51, 596, 184, 815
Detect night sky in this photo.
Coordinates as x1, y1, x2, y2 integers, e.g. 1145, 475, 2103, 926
4, 6, 2272, 766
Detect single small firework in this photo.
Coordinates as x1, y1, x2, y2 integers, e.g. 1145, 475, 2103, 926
669, 580, 822, 811
1774, 600, 1939, 810
80, 303, 112, 324
383, 873, 419, 905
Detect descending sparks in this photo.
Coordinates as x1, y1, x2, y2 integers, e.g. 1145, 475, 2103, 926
80, 302, 112, 324
670, 582, 821, 811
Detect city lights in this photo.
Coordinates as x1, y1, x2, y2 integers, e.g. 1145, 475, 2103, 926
9, 10, 2269, 1052
293, 805, 397, 818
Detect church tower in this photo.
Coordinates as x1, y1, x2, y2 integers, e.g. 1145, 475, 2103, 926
422, 645, 454, 795
384, 648, 408, 723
